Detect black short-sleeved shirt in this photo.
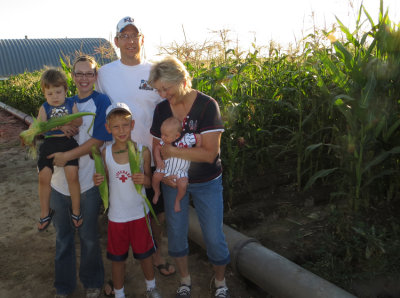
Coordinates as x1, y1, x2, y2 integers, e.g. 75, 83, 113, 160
150, 91, 224, 183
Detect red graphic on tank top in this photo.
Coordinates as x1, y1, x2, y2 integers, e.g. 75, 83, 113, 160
116, 170, 131, 183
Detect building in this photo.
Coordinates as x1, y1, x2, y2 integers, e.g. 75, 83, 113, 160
0, 38, 117, 79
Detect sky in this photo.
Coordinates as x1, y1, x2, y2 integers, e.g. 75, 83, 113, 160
1, 0, 399, 60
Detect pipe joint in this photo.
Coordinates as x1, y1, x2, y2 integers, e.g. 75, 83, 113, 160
231, 236, 259, 274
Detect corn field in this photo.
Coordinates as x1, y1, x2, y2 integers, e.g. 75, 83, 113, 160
1, 0, 400, 287
184, 2, 400, 214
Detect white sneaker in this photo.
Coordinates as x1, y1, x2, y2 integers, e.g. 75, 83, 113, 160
215, 286, 230, 298
176, 284, 191, 297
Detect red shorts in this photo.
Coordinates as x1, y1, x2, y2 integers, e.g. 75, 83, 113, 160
107, 216, 155, 261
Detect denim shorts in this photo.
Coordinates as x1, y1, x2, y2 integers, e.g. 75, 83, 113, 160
162, 175, 230, 265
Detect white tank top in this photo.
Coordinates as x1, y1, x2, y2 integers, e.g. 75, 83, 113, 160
106, 143, 148, 222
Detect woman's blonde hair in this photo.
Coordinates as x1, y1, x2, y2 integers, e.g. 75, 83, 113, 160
148, 56, 192, 91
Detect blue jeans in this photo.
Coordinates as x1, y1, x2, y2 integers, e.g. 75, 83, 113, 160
162, 175, 230, 265
50, 186, 104, 295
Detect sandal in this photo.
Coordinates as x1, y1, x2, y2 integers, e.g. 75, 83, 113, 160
104, 280, 114, 297
38, 209, 55, 231
71, 212, 83, 228
155, 262, 176, 276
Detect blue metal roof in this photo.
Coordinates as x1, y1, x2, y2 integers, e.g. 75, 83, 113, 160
0, 38, 116, 78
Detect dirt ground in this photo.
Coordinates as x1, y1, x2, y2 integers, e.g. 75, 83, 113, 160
0, 109, 265, 298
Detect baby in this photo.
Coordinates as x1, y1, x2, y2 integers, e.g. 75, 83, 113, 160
152, 117, 201, 212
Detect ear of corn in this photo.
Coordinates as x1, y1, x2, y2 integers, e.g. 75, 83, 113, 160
127, 140, 160, 233
127, 140, 142, 193
20, 112, 96, 158
91, 145, 109, 212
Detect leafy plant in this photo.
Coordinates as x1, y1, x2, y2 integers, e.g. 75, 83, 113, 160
310, 0, 400, 211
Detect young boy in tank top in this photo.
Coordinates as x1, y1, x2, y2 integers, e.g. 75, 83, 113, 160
93, 102, 162, 298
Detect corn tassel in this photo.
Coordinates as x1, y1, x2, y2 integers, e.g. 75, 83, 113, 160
91, 145, 109, 212
20, 112, 96, 158
127, 140, 159, 235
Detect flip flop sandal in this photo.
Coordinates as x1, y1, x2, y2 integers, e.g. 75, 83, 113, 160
38, 209, 55, 231
71, 212, 83, 228
155, 262, 176, 276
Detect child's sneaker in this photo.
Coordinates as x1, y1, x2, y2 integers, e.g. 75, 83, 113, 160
175, 284, 191, 297
215, 286, 230, 298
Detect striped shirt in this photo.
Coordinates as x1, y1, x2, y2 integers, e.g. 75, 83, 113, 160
156, 133, 197, 179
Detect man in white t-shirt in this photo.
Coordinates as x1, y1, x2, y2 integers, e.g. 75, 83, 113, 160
96, 16, 176, 280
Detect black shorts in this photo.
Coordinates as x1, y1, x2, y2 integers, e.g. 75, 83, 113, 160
145, 166, 165, 215
37, 136, 79, 172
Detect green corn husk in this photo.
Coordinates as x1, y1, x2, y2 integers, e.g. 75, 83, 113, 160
127, 140, 160, 234
20, 112, 96, 158
91, 145, 109, 212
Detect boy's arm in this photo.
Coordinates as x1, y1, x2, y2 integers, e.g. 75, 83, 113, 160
32, 106, 47, 132
37, 106, 47, 122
